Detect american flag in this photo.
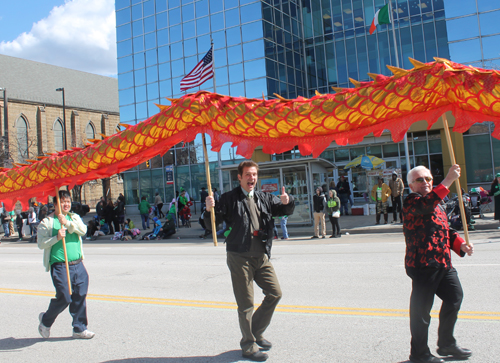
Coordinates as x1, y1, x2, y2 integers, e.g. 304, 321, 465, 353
180, 47, 214, 92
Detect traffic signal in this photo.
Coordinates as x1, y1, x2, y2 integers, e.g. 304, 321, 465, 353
146, 160, 150, 168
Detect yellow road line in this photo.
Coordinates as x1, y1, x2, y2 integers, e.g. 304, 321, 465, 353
1, 288, 499, 321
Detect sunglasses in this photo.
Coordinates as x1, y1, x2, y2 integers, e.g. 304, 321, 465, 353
413, 177, 433, 183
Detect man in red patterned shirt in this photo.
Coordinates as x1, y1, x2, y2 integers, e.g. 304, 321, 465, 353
403, 164, 474, 363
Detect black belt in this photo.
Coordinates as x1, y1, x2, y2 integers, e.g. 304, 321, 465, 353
53, 258, 82, 266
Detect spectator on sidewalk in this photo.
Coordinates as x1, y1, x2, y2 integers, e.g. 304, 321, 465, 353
336, 176, 351, 216
138, 196, 151, 230
327, 189, 341, 238
154, 192, 164, 219
389, 171, 405, 223
312, 187, 327, 239
371, 178, 392, 225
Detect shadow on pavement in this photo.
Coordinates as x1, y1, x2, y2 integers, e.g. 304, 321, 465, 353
0, 336, 73, 350
101, 350, 243, 363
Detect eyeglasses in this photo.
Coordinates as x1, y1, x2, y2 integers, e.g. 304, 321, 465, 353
413, 177, 433, 183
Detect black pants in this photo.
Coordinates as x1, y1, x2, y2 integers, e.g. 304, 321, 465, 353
328, 215, 341, 236
407, 267, 463, 359
157, 203, 164, 218
392, 196, 403, 222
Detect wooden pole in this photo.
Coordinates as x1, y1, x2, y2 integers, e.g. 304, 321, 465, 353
202, 134, 218, 246
441, 113, 470, 246
54, 187, 73, 294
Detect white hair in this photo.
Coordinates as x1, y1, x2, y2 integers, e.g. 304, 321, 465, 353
407, 165, 431, 185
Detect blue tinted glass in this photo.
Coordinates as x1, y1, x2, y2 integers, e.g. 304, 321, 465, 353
170, 25, 182, 42
158, 45, 170, 62
147, 82, 159, 99
158, 28, 169, 46
211, 13, 224, 31
408, 0, 421, 16
118, 56, 133, 73
160, 79, 172, 97
132, 0, 141, 4
147, 66, 159, 83
212, 31, 226, 49
133, 20, 143, 37
443, 0, 476, 18
226, 27, 241, 46
433, 0, 444, 11
244, 58, 265, 79
482, 34, 500, 59
118, 39, 133, 55
479, 11, 500, 36
196, 0, 209, 17
377, 32, 391, 76
210, 0, 223, 13
183, 21, 196, 38
229, 64, 244, 83
119, 88, 135, 106
240, 0, 257, 5
117, 24, 132, 41
449, 39, 481, 63
225, 8, 240, 28
185, 55, 198, 72
169, 8, 181, 25
148, 100, 161, 116
446, 15, 479, 41
225, 0, 239, 9
242, 21, 264, 42
245, 78, 267, 98
345, 38, 357, 80
168, 0, 180, 9
159, 62, 171, 80
156, 0, 167, 12
144, 0, 155, 17
146, 49, 157, 66
118, 71, 134, 89
184, 38, 196, 56
197, 16, 210, 35
241, 2, 262, 23
136, 102, 148, 120
135, 68, 146, 85
134, 53, 145, 69
116, 8, 132, 26
412, 24, 425, 63
144, 16, 155, 33
478, 0, 500, 12
136, 85, 147, 102
243, 39, 265, 60
230, 82, 245, 96
120, 104, 135, 122
171, 42, 183, 59
116, 0, 130, 10
215, 67, 229, 85
171, 59, 184, 77
227, 45, 243, 64
435, 21, 450, 58
198, 34, 211, 52
133, 36, 145, 52
214, 48, 227, 66
423, 22, 437, 61
182, 4, 195, 21
145, 32, 156, 49
132, 4, 142, 21
157, 12, 168, 29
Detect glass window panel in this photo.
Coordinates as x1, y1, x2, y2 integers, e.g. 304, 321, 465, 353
184, 38, 197, 56
449, 39, 481, 63
171, 59, 184, 77
400, 141, 414, 157
428, 139, 442, 154
183, 21, 196, 39
244, 58, 265, 79
182, 3, 194, 21
335, 149, 349, 161
350, 147, 365, 159
117, 0, 131, 11
243, 39, 265, 60
136, 85, 147, 103
116, 8, 132, 27
241, 2, 262, 23
160, 79, 172, 97
412, 24, 425, 63
266, 59, 278, 79
225, 0, 239, 9
366, 145, 382, 157
383, 144, 399, 157
146, 65, 158, 83
157, 28, 169, 46
136, 102, 148, 120
145, 49, 157, 66
226, 8, 240, 28
482, 35, 500, 59
478, 0, 500, 12
242, 21, 264, 42
135, 68, 146, 85
133, 20, 143, 37
212, 31, 226, 49
211, 12, 225, 31
158, 45, 170, 62
156, 0, 167, 12
356, 36, 368, 80
446, 16, 479, 42
145, 32, 156, 49
147, 82, 159, 100
168, 0, 180, 8
156, 11, 168, 29
196, 0, 209, 17
132, 4, 142, 21
210, 0, 223, 13
197, 16, 210, 35
215, 66, 229, 85
226, 27, 242, 46
143, 0, 155, 16
479, 11, 500, 36
464, 135, 493, 183
170, 25, 183, 44
198, 34, 211, 52
134, 53, 145, 69
169, 8, 181, 25
435, 21, 450, 59
229, 63, 244, 83
159, 62, 171, 80
443, 0, 477, 18
245, 78, 267, 98
118, 55, 133, 74
230, 82, 245, 96
144, 16, 155, 33
414, 140, 428, 155
120, 104, 136, 122
423, 22, 437, 61
215, 48, 227, 66
133, 36, 144, 53
335, 39, 347, 84
118, 39, 133, 55
119, 88, 135, 106
184, 55, 197, 73
227, 44, 243, 64
118, 71, 134, 89
117, 24, 132, 42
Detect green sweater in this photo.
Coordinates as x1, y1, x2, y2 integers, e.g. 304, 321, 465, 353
138, 200, 151, 214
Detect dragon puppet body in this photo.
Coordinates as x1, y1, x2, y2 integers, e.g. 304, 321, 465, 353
1, 58, 500, 208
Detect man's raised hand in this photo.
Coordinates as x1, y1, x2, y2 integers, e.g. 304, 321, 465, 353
280, 186, 289, 205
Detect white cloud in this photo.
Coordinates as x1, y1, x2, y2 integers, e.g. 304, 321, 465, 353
0, 0, 117, 76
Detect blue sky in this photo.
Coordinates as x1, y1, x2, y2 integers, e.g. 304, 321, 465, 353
0, 0, 117, 76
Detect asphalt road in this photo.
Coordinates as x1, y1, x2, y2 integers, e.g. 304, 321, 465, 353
1, 231, 499, 363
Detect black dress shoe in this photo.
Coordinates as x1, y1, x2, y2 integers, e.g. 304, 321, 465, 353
311, 236, 319, 239
437, 344, 472, 359
409, 354, 444, 363
242, 350, 268, 361
256, 339, 272, 350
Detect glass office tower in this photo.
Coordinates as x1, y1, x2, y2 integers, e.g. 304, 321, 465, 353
115, 0, 500, 207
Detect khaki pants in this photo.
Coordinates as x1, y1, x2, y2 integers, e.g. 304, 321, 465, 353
227, 252, 282, 355
313, 212, 326, 237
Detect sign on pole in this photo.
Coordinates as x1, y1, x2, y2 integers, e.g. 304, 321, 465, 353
165, 165, 174, 185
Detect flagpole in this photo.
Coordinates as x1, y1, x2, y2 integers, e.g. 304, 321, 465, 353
388, 0, 411, 175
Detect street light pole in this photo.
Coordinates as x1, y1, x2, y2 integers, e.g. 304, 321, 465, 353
56, 87, 67, 150
0, 88, 8, 165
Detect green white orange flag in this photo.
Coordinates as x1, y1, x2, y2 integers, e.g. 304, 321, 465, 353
369, 4, 390, 35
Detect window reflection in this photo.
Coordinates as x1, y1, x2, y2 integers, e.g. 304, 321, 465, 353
449, 39, 481, 63
446, 16, 479, 42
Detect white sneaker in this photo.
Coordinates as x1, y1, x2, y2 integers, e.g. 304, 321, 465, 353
38, 312, 50, 339
72, 330, 95, 339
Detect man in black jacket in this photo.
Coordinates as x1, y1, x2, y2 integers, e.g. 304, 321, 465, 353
205, 161, 294, 362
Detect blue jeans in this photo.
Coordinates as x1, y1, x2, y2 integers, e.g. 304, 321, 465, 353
339, 195, 349, 215
41, 261, 89, 333
2, 222, 9, 237
280, 217, 288, 239
141, 213, 150, 229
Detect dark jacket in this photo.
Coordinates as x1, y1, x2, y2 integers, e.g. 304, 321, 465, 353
204, 186, 295, 257
200, 190, 208, 204
313, 193, 326, 213
336, 180, 351, 196
403, 184, 465, 271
